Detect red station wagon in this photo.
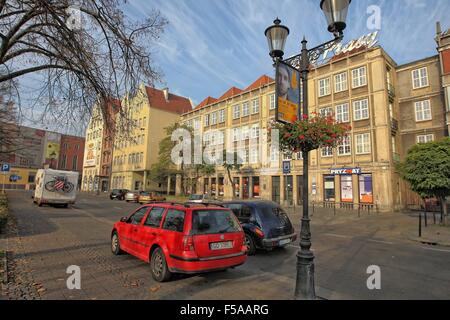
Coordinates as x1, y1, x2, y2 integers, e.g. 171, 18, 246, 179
111, 203, 248, 282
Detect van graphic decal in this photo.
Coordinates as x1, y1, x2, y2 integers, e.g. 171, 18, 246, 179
45, 176, 74, 193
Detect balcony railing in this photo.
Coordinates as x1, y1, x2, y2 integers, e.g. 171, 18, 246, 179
391, 118, 398, 135
388, 82, 395, 101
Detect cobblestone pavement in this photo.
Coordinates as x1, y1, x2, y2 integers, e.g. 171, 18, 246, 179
1, 190, 450, 300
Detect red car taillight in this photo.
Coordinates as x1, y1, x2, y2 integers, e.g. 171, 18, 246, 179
182, 235, 195, 251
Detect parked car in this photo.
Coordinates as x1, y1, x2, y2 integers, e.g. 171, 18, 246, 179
187, 194, 216, 203
111, 203, 248, 282
138, 191, 166, 204
125, 191, 140, 202
110, 189, 128, 201
222, 200, 297, 255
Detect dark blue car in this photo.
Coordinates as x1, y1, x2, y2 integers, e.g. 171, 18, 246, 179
222, 200, 297, 255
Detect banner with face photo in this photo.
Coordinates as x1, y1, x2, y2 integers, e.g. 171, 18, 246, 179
275, 61, 301, 124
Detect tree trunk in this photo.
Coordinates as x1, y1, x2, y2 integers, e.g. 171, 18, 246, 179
226, 168, 234, 199
439, 196, 448, 226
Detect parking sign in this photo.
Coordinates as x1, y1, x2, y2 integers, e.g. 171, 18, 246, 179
282, 161, 291, 175
1, 163, 10, 172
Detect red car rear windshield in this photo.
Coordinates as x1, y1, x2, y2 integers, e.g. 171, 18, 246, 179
191, 210, 241, 235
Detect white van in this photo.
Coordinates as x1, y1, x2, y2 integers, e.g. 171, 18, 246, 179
33, 169, 79, 207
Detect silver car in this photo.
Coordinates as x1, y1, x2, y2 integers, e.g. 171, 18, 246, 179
187, 194, 219, 204
125, 191, 139, 202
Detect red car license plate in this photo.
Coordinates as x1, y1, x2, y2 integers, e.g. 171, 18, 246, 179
210, 241, 233, 250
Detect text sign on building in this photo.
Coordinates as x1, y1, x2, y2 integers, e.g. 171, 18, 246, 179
310, 31, 379, 66
331, 167, 362, 175
1, 163, 10, 172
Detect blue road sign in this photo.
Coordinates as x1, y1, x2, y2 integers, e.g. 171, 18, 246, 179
282, 161, 291, 175
1, 163, 10, 172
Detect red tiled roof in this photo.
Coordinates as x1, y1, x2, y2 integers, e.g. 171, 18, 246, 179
145, 87, 192, 114
194, 96, 218, 110
185, 74, 274, 115
217, 86, 243, 101
244, 75, 274, 91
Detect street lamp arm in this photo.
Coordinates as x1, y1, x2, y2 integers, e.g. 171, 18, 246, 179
282, 34, 344, 71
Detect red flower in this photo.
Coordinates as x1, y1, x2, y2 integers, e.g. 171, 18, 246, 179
302, 114, 309, 120
299, 135, 305, 140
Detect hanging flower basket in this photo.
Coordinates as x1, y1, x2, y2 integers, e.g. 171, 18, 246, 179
271, 113, 352, 153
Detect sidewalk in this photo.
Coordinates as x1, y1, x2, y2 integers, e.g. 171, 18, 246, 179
410, 224, 450, 246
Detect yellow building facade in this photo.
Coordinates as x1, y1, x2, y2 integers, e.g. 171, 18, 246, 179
111, 85, 192, 191
180, 44, 447, 212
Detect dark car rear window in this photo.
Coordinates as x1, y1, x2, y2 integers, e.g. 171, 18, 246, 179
191, 210, 241, 235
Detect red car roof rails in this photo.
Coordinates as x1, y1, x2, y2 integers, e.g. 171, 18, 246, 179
146, 201, 225, 208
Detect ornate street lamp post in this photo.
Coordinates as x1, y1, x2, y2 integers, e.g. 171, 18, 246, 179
265, 0, 351, 300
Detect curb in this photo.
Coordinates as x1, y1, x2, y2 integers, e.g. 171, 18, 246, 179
408, 236, 450, 247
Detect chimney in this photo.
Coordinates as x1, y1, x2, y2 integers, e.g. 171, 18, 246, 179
189, 98, 195, 109
436, 22, 442, 45
162, 87, 169, 102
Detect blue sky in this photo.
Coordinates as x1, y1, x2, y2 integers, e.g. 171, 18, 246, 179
125, 0, 450, 106
16, 0, 450, 133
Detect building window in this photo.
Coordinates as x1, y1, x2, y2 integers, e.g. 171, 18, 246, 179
252, 177, 260, 198
412, 67, 429, 89
72, 155, 78, 171
241, 126, 249, 140
352, 66, 367, 88
211, 112, 217, 125
250, 148, 258, 163
218, 110, 225, 123
320, 106, 333, 117
353, 99, 369, 120
194, 118, 200, 130
355, 133, 371, 154
252, 99, 260, 114
233, 105, 240, 119
338, 136, 351, 156
415, 100, 432, 122
335, 72, 348, 92
417, 134, 434, 144
232, 128, 240, 142
28, 174, 35, 183
242, 102, 249, 116
446, 87, 450, 112
336, 103, 350, 123
340, 175, 353, 203
321, 146, 333, 157
318, 78, 330, 97
204, 114, 209, 126
61, 154, 67, 169
269, 94, 276, 110
324, 175, 335, 202
250, 124, 260, 139
359, 174, 373, 204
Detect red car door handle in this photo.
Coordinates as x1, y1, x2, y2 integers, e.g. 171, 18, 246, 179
133, 229, 138, 232
151, 232, 157, 236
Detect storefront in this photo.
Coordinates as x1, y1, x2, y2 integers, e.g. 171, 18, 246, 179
321, 168, 374, 205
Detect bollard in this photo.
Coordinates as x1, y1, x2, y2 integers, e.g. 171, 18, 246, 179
358, 205, 360, 218
334, 203, 336, 216
424, 209, 427, 227
419, 213, 422, 238
433, 212, 436, 224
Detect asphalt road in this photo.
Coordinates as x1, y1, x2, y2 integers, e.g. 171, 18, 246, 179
2, 191, 450, 300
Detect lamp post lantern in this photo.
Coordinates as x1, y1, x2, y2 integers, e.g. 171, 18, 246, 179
265, 0, 351, 300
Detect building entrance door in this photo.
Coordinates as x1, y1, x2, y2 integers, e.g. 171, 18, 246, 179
272, 176, 280, 204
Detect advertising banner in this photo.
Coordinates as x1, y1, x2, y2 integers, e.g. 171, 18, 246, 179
276, 61, 301, 124
340, 175, 353, 203
85, 142, 96, 167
